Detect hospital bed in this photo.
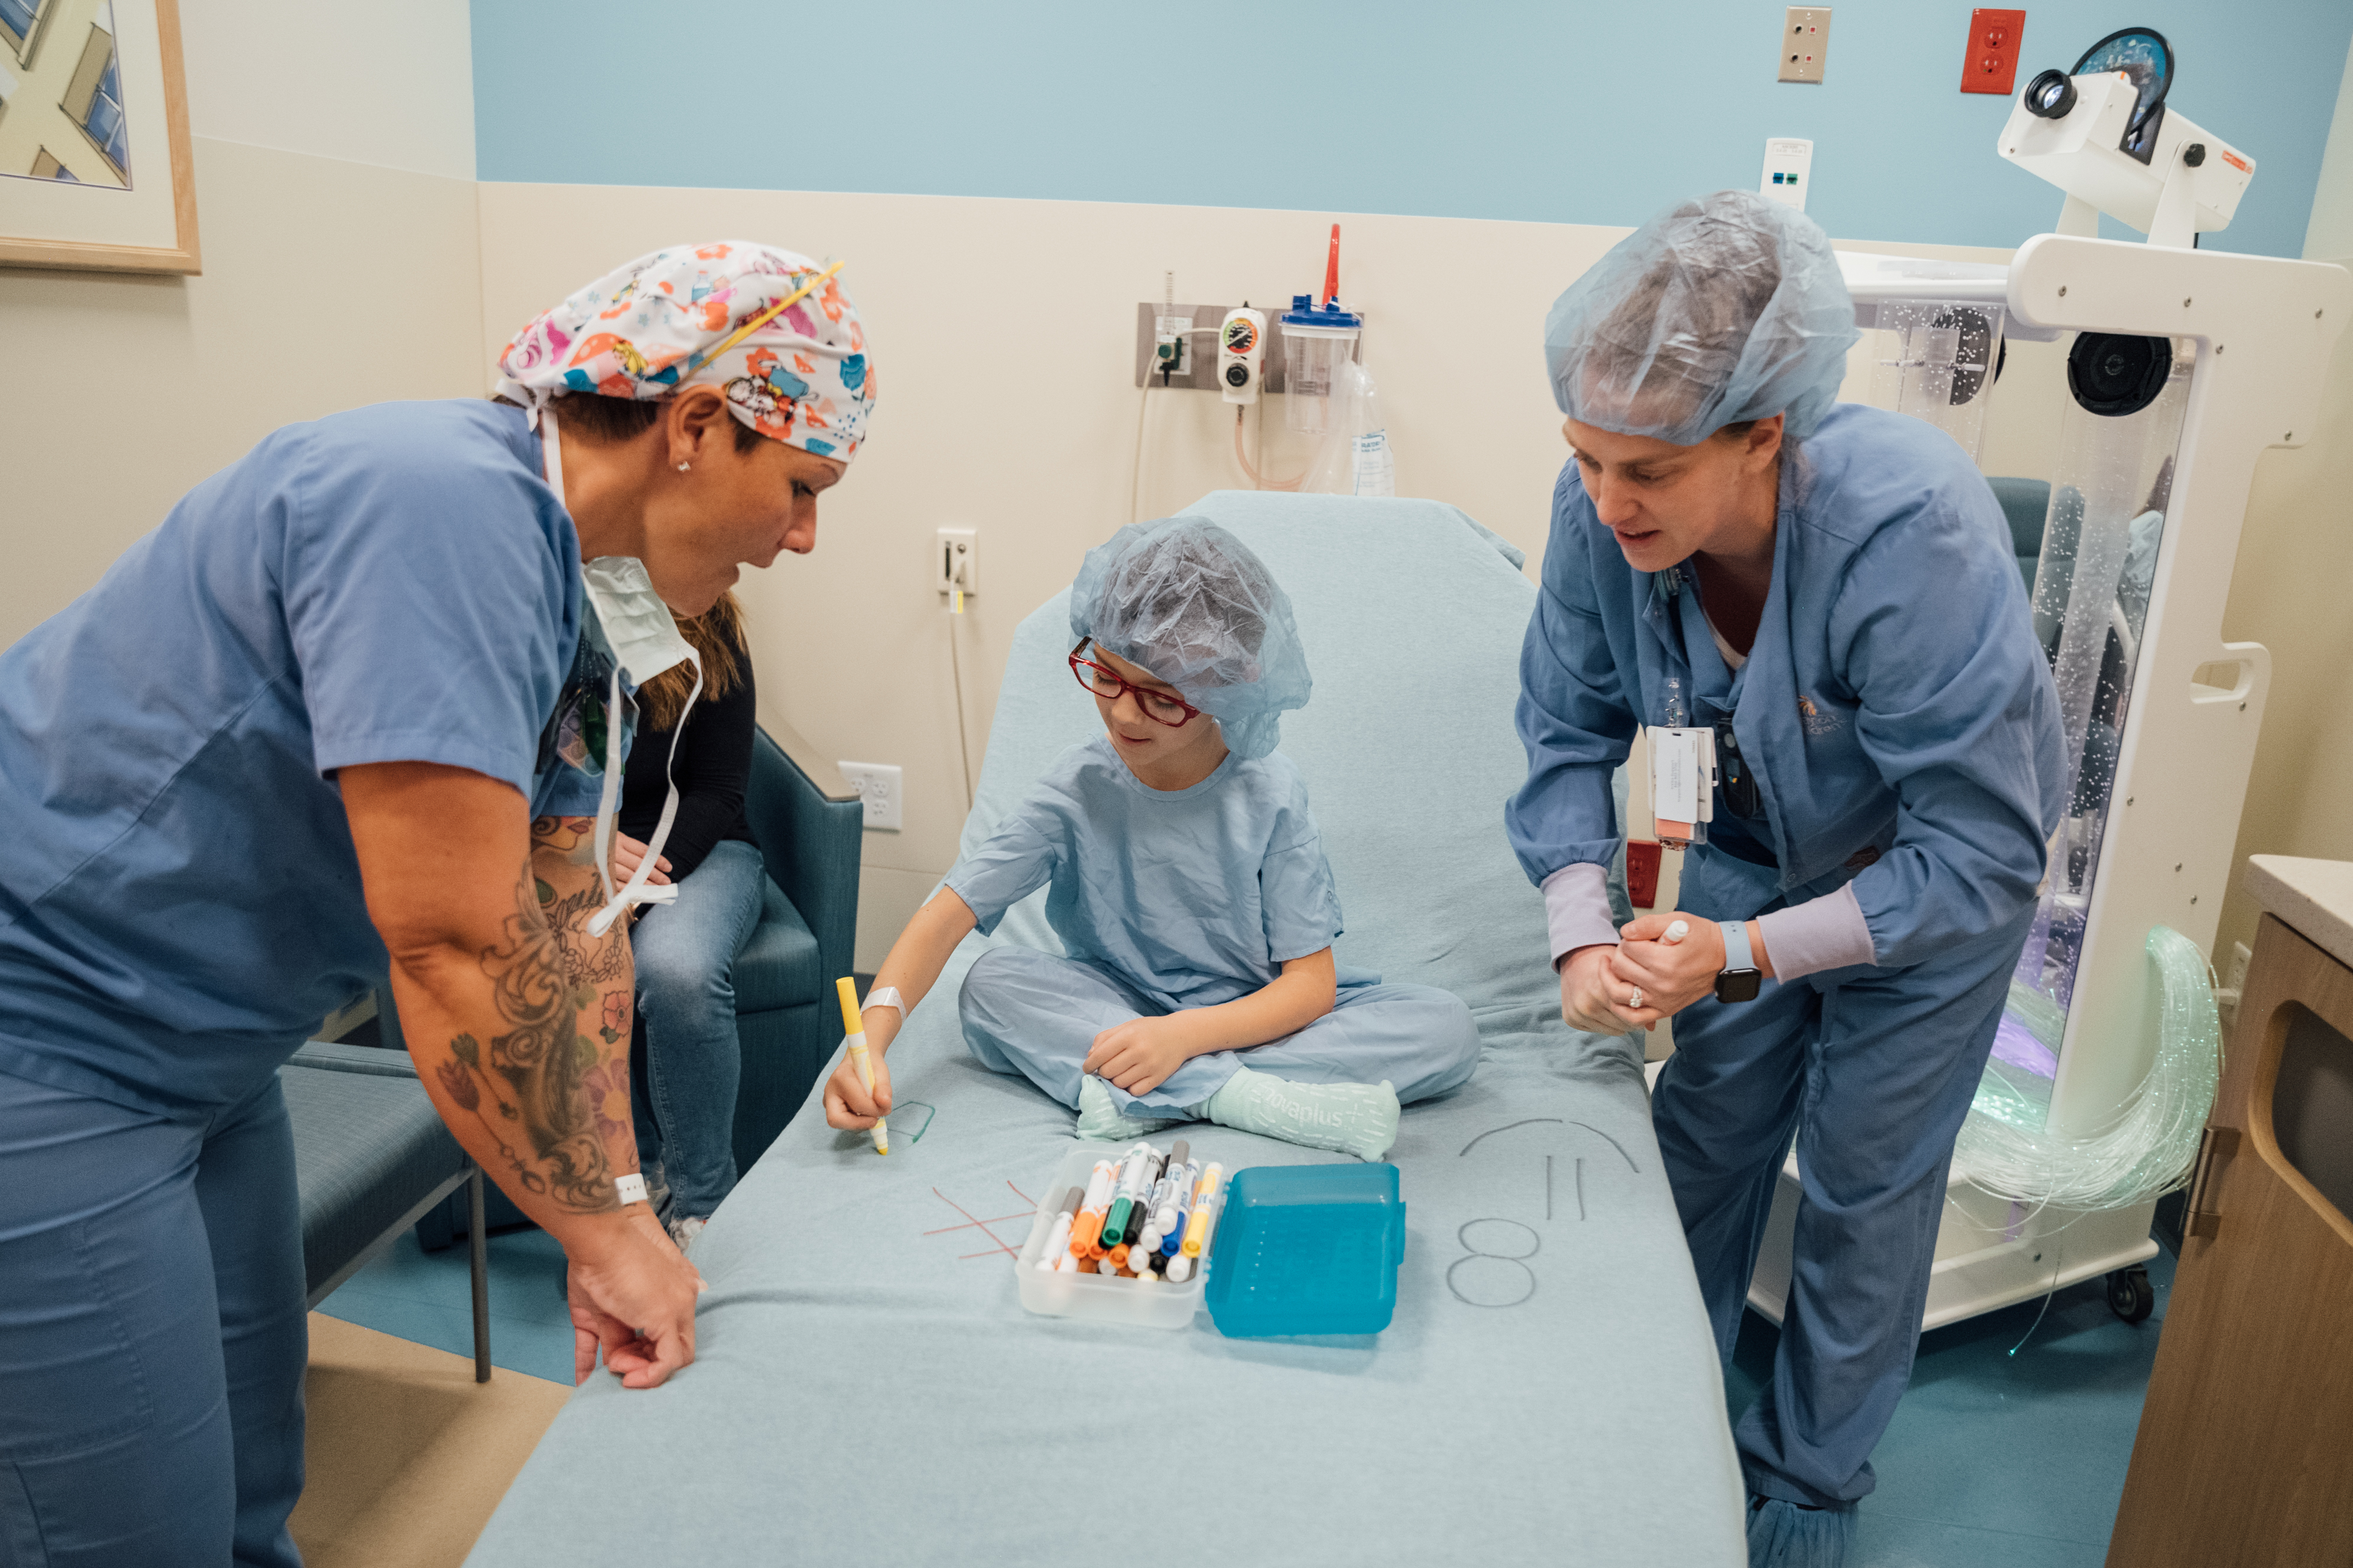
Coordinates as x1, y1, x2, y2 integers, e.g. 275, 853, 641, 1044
468, 493, 1748, 1567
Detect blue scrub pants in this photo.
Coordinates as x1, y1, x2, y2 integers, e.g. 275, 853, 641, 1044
0, 1068, 307, 1566
628, 838, 769, 1222
958, 946, 1480, 1116
1656, 852, 2031, 1509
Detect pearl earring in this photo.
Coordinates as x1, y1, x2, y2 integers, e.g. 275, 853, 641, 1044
676, 461, 691, 472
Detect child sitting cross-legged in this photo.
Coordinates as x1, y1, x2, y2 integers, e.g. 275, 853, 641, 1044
823, 517, 1479, 1160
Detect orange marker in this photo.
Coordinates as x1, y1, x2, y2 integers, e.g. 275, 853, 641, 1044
1069, 1158, 1117, 1258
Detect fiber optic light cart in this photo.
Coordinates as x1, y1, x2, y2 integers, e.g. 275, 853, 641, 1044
1745, 235, 2349, 1334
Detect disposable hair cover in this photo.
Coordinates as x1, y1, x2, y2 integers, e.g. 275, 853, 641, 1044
1544, 190, 1858, 444
1070, 517, 1311, 761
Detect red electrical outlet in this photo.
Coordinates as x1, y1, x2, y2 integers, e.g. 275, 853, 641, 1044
1962, 8, 2025, 95
1625, 840, 1662, 909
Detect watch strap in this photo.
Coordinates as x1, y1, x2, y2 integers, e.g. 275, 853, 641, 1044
1720, 919, 1755, 975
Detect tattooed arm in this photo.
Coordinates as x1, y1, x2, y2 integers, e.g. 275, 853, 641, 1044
339, 761, 701, 1388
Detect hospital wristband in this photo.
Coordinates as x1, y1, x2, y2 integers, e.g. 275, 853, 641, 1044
615, 1173, 649, 1207
863, 986, 907, 1020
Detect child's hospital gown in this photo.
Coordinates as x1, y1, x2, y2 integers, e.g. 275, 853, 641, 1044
948, 737, 1479, 1117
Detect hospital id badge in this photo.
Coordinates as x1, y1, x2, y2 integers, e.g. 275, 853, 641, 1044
1648, 726, 1716, 849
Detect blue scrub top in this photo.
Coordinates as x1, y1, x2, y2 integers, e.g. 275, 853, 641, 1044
1507, 403, 2067, 970
0, 400, 609, 1113
946, 736, 1357, 1011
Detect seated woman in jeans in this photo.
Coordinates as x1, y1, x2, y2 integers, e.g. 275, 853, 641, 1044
612, 592, 764, 1253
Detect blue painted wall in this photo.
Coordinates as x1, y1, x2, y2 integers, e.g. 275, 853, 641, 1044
472, 1, 2349, 259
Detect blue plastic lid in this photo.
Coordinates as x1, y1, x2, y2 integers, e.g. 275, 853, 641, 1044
1203, 1163, 1405, 1337
1282, 293, 1363, 330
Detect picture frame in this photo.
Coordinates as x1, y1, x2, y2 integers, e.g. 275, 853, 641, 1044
0, 0, 197, 274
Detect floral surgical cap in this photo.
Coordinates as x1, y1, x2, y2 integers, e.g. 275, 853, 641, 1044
495, 241, 875, 461
1071, 517, 1312, 761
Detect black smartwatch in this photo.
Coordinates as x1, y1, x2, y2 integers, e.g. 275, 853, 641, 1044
1715, 919, 1763, 1003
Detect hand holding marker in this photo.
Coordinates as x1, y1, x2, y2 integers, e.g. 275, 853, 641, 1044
835, 977, 889, 1155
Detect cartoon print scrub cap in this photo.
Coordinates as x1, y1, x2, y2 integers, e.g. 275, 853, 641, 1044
1071, 517, 1311, 762
495, 241, 875, 461
1544, 190, 1856, 445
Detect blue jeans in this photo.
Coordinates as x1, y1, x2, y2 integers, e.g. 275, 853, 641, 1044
628, 838, 767, 1220
0, 1069, 307, 1567
1655, 848, 2032, 1508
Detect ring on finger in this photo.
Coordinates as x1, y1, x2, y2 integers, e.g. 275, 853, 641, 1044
1628, 987, 1644, 1008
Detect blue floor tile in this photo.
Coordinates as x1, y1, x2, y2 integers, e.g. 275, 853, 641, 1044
1726, 1248, 2172, 1566
317, 1227, 581, 1386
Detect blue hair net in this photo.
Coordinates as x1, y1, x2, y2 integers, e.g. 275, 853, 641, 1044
1069, 517, 1311, 761
1544, 190, 1858, 445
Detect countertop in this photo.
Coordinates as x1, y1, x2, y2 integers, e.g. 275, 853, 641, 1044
2245, 855, 2353, 971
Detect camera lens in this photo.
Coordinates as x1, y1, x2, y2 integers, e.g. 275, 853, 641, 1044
2023, 68, 2076, 119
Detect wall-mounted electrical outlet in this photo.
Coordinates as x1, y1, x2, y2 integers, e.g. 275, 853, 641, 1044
837, 761, 903, 830
935, 527, 977, 598
1961, 8, 2026, 96
2213, 939, 2252, 1027
1778, 6, 1830, 83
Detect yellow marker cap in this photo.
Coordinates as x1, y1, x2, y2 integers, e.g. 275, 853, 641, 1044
835, 976, 863, 1035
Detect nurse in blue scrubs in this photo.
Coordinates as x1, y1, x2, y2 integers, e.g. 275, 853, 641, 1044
0, 242, 872, 1565
1506, 194, 2064, 1566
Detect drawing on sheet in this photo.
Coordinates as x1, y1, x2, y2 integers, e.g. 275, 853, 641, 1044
923, 1180, 1038, 1261
891, 1102, 936, 1144
1445, 1116, 1641, 1308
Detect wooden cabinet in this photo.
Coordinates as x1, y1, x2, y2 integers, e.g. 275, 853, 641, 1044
2108, 858, 2353, 1566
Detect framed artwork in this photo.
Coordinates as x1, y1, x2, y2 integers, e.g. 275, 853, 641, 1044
0, 0, 197, 273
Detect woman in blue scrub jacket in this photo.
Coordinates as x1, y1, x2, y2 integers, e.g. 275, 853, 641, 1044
1507, 194, 2064, 1567
0, 242, 873, 1566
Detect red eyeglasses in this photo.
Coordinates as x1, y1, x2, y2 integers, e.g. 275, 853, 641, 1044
1069, 639, 1200, 726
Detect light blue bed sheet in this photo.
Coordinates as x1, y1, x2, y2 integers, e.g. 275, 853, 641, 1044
469, 493, 1746, 1567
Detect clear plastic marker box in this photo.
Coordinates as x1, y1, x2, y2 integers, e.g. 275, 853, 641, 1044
1015, 1144, 1218, 1330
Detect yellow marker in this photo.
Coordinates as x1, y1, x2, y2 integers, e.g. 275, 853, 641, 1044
835, 976, 889, 1155
1179, 1162, 1224, 1257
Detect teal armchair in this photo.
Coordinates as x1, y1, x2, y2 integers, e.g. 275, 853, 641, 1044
727, 721, 864, 1172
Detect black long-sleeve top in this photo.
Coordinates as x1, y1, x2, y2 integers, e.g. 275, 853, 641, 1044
618, 650, 757, 882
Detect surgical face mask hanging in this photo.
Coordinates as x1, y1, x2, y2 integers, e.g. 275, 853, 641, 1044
540, 408, 704, 939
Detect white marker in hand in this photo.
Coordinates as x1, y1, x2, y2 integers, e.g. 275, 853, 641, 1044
1661, 919, 1690, 946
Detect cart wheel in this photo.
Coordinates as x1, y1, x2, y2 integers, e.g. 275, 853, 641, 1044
2105, 1267, 2154, 1323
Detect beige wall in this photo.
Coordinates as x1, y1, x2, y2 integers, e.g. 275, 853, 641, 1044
0, 137, 482, 649
479, 187, 2055, 968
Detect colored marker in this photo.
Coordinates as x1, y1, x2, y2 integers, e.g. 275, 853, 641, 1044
1150, 1145, 1192, 1232
1180, 1164, 1225, 1258
1054, 1248, 1078, 1274
1071, 1158, 1118, 1258
1101, 1142, 1158, 1249
1155, 1159, 1198, 1252
834, 978, 889, 1155
1165, 1255, 1192, 1284
1036, 1187, 1081, 1271
1120, 1194, 1149, 1249
1661, 918, 1690, 945
1188, 1184, 1227, 1268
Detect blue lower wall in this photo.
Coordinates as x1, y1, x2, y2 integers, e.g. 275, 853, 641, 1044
472, 1, 2348, 259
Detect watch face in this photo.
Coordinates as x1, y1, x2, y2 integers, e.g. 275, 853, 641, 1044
1715, 968, 1764, 1004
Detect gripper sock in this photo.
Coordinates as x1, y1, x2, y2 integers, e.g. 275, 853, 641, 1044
1075, 1072, 1180, 1142
1201, 1066, 1401, 1160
